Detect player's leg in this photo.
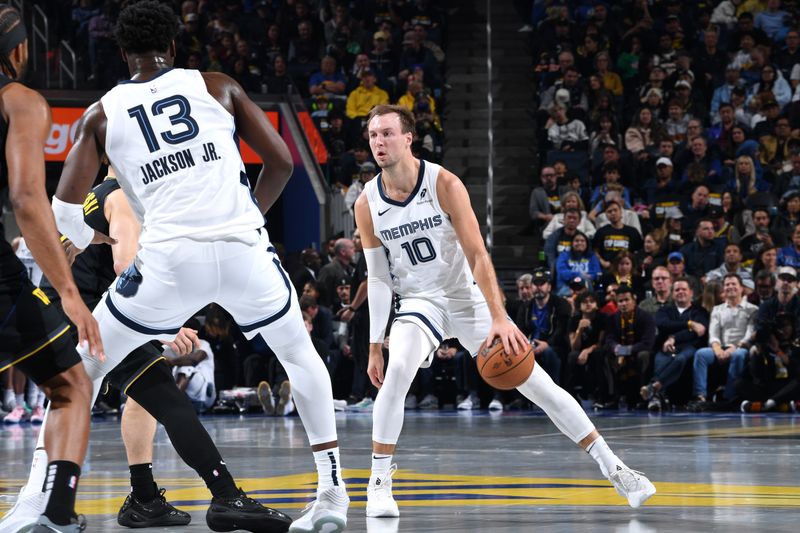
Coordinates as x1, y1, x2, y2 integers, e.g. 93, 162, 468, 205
2, 367, 28, 422
220, 240, 348, 532
368, 320, 437, 518
117, 395, 193, 528
123, 360, 291, 532
457, 298, 657, 509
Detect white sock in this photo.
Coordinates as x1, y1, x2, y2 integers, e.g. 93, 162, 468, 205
586, 436, 626, 479
21, 449, 48, 497
371, 454, 392, 480
37, 390, 46, 408
15, 393, 24, 409
3, 388, 13, 407
313, 448, 344, 492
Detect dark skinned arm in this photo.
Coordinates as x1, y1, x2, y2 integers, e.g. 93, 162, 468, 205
202, 72, 293, 214
3, 85, 104, 357
55, 101, 106, 203
169, 348, 208, 367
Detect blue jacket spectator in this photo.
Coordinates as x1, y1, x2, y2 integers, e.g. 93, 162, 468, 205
555, 232, 601, 295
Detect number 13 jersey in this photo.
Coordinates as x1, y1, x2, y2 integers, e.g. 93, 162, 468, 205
101, 68, 265, 246
364, 159, 475, 301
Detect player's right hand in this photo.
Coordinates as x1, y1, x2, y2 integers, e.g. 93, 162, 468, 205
61, 293, 105, 362
367, 344, 385, 389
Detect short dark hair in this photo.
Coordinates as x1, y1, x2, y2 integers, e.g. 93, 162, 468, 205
615, 285, 635, 299
672, 276, 692, 289
116, 1, 179, 55
564, 207, 581, 218
723, 272, 743, 286
299, 295, 319, 310
718, 102, 734, 112
367, 104, 416, 134
575, 291, 597, 307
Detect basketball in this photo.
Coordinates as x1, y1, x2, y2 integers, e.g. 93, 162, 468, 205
477, 339, 535, 390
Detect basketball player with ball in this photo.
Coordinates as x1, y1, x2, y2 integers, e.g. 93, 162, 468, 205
354, 104, 656, 518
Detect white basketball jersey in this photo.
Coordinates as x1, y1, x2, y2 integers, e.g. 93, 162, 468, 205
15, 237, 42, 286
101, 68, 265, 245
364, 160, 474, 300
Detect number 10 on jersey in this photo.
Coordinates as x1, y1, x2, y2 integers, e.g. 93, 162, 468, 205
400, 237, 436, 265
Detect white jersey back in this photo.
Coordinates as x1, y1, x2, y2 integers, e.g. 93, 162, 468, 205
15, 237, 42, 286
101, 68, 265, 245
364, 160, 474, 300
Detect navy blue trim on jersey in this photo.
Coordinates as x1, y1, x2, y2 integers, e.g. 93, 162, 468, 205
118, 68, 174, 84
394, 311, 443, 343
105, 296, 181, 335
237, 258, 292, 333
377, 159, 426, 207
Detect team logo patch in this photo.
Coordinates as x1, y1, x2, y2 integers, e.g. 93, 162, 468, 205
116, 263, 143, 298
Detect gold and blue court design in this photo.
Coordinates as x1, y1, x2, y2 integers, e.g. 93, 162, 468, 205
2, 411, 799, 532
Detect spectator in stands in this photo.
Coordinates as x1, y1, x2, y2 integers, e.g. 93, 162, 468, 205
707, 243, 755, 290
740, 208, 778, 262
680, 137, 722, 184
757, 266, 800, 330
749, 269, 777, 306
644, 159, 680, 220
643, 277, 708, 411
664, 100, 691, 145
593, 199, 643, 269
655, 208, 686, 253
264, 55, 294, 95
555, 232, 601, 296
539, 67, 589, 116
681, 184, 712, 238
345, 162, 376, 214
529, 166, 561, 229
599, 251, 642, 299
710, 66, 744, 123
666, 251, 704, 296
544, 208, 582, 271
515, 268, 571, 384
754, 245, 781, 279
309, 55, 347, 101
602, 286, 655, 409
589, 113, 622, 154
760, 117, 799, 174
398, 30, 440, 90
345, 69, 389, 126
694, 26, 729, 93
565, 291, 605, 402
636, 232, 667, 282
681, 218, 726, 279
590, 164, 631, 212
693, 274, 757, 405
640, 266, 673, 315
748, 64, 792, 111
773, 190, 800, 238
755, 0, 791, 42
593, 190, 642, 235
778, 222, 800, 268
299, 295, 335, 355
774, 153, 800, 199
625, 107, 667, 160
317, 238, 355, 307
542, 191, 595, 240
291, 249, 321, 295
397, 79, 441, 131
546, 104, 589, 151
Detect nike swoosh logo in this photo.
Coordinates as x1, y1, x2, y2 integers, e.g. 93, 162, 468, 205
378, 207, 392, 216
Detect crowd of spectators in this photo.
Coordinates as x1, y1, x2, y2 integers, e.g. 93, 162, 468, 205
519, 0, 800, 412
19, 1, 799, 417
59, 0, 446, 189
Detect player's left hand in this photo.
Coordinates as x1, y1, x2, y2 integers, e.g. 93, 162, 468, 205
485, 318, 528, 356
162, 327, 200, 356
61, 237, 82, 266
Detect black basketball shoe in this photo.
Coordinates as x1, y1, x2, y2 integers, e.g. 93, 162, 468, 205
117, 488, 191, 528
206, 488, 292, 533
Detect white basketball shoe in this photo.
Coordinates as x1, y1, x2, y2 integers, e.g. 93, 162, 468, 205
609, 466, 656, 508
288, 486, 349, 533
366, 464, 399, 518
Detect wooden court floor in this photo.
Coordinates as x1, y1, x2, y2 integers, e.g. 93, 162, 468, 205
2, 410, 799, 532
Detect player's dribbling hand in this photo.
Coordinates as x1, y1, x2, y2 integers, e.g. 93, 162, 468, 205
485, 318, 528, 356
62, 293, 105, 362
368, 344, 385, 389
163, 327, 200, 356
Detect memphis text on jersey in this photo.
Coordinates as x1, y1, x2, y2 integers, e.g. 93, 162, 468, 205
139, 142, 220, 185
379, 214, 443, 241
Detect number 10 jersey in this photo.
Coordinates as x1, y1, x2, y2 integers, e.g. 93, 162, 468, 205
364, 159, 475, 301
101, 68, 265, 246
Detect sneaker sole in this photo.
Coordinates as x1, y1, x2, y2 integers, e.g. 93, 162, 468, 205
276, 382, 292, 416
118, 513, 192, 528
207, 513, 292, 533
365, 506, 400, 518
289, 513, 347, 533
629, 482, 657, 509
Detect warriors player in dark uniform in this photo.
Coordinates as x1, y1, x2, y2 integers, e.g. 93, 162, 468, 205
3, 172, 294, 532
0, 4, 105, 532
